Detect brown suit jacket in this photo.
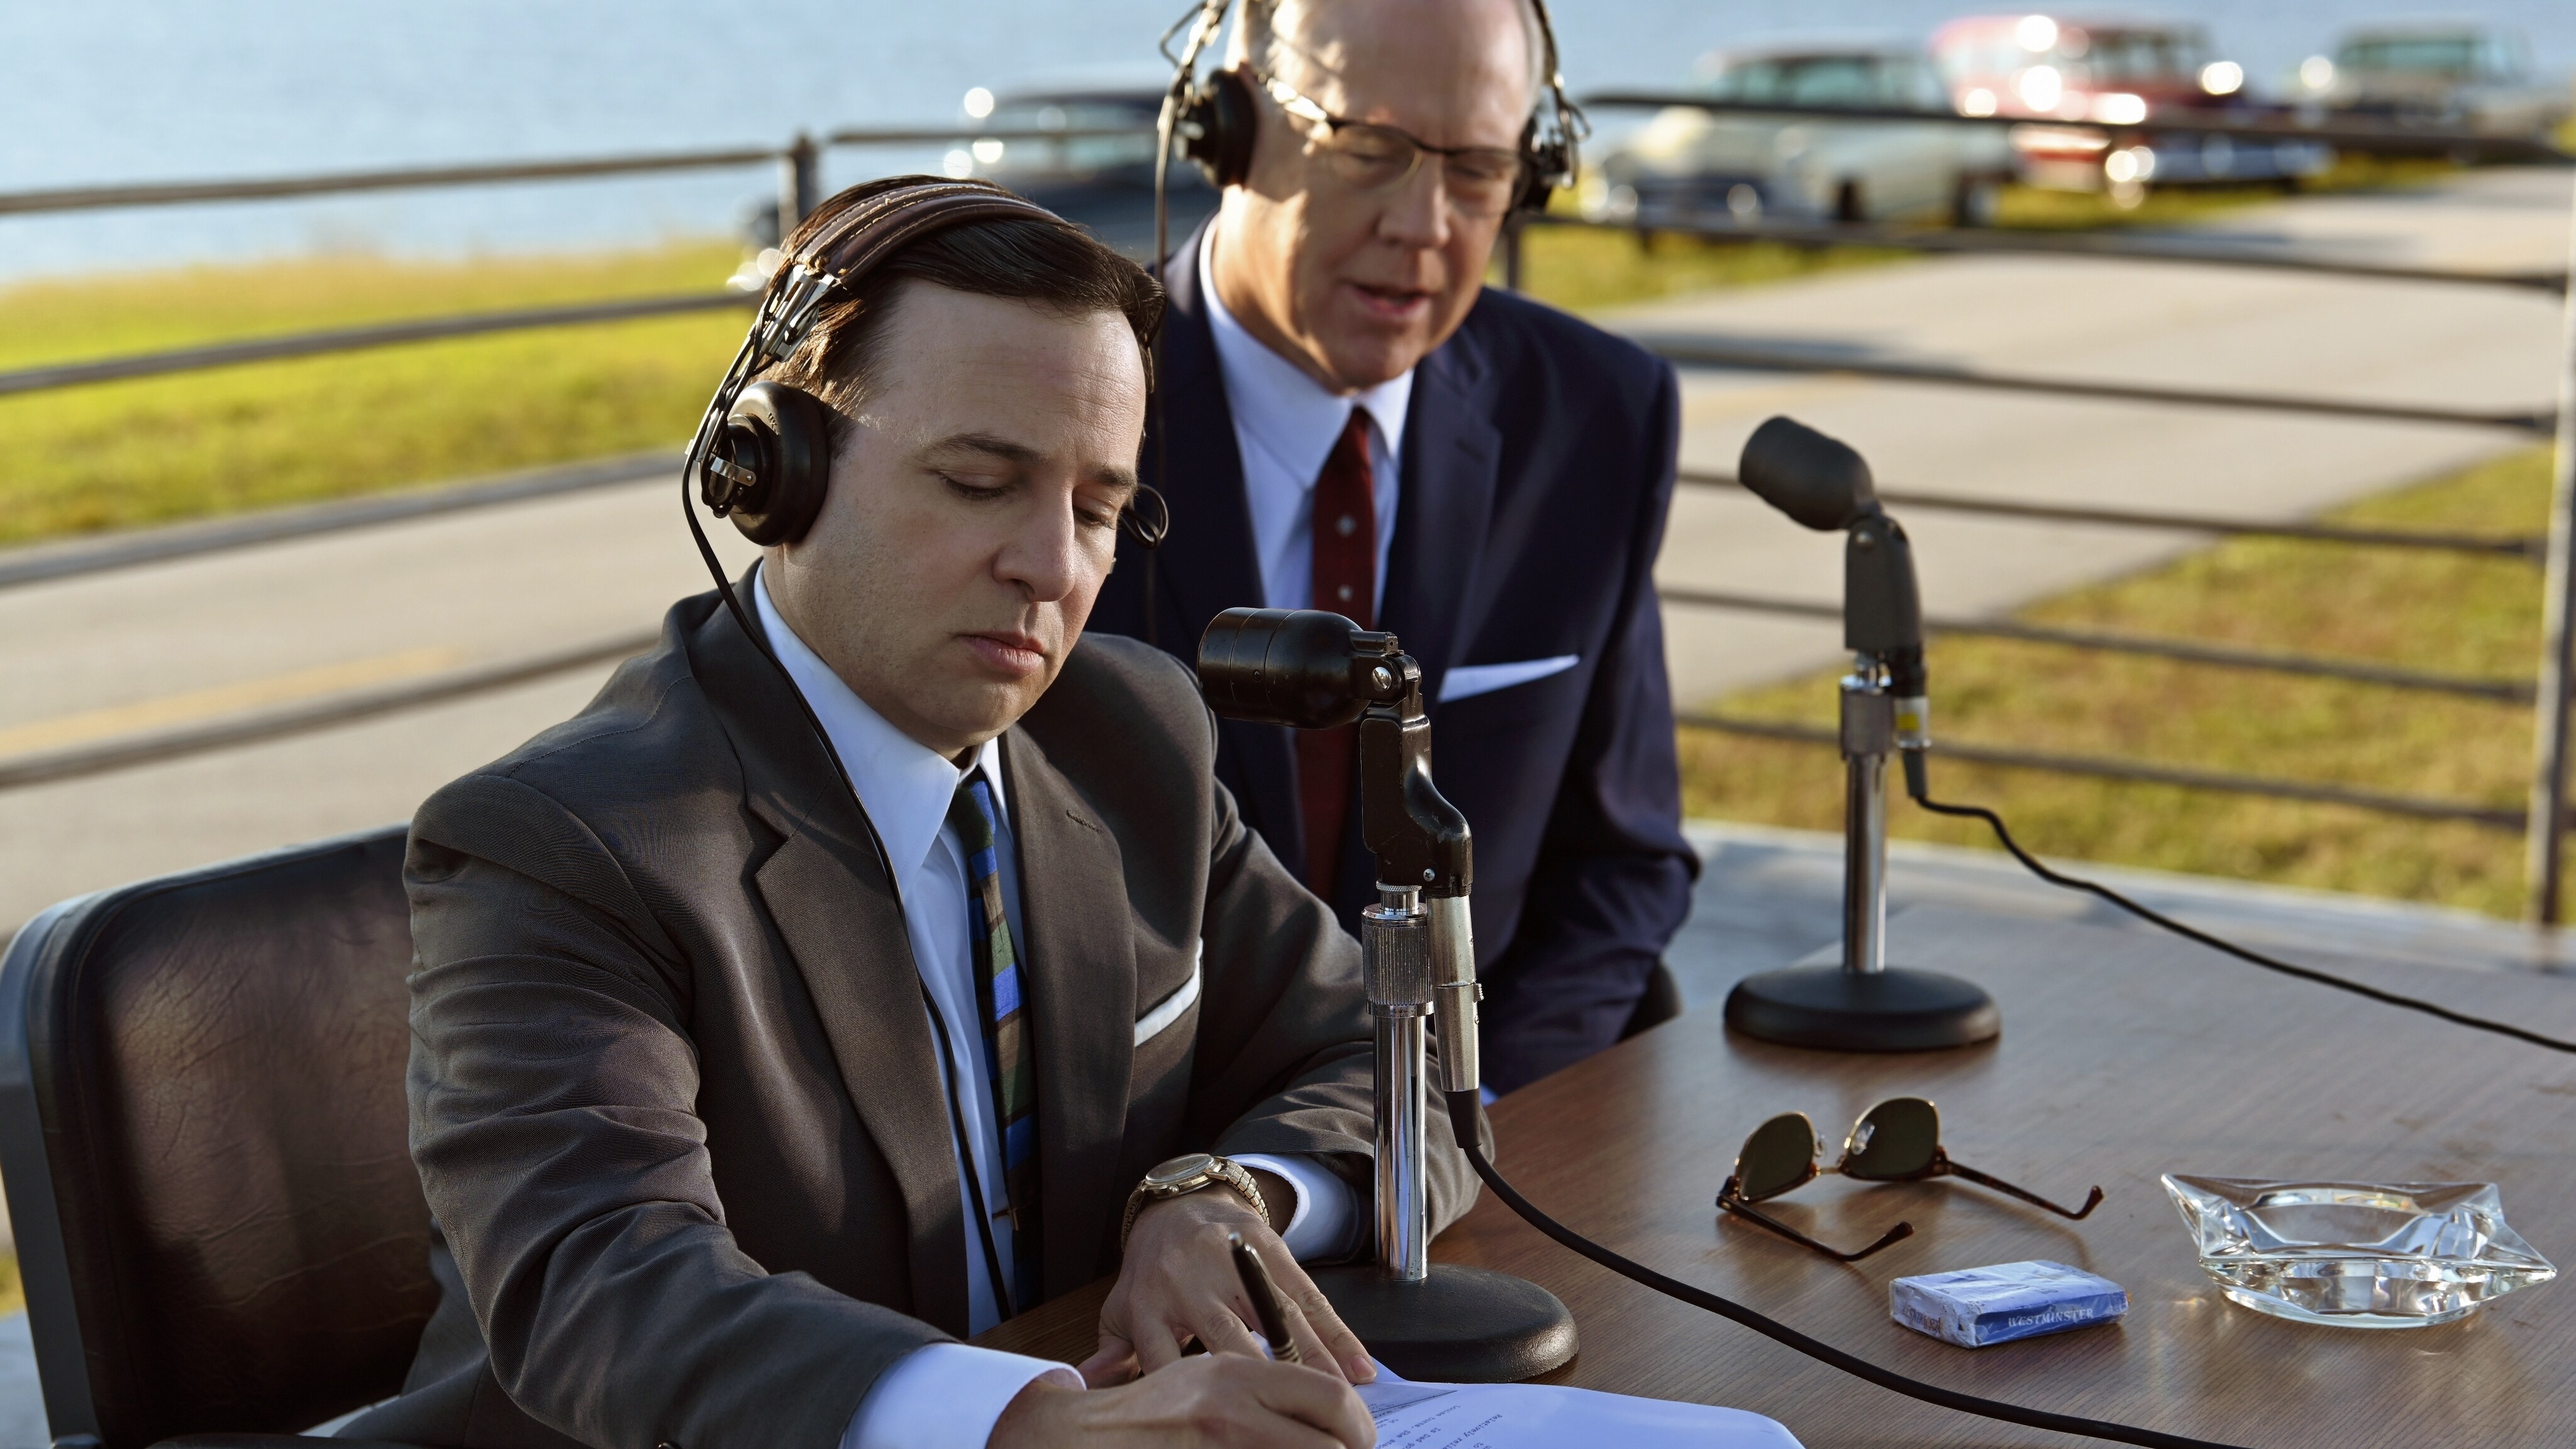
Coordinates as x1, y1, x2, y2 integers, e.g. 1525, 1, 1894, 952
345, 586, 1480, 1449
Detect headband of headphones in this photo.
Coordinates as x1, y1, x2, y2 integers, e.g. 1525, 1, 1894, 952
1158, 0, 1589, 208
749, 179, 1071, 367
684, 178, 1104, 543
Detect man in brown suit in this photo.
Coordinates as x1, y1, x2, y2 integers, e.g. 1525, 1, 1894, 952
346, 179, 1477, 1449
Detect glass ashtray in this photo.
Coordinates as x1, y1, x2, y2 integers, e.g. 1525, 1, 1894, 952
2161, 1175, 2555, 1328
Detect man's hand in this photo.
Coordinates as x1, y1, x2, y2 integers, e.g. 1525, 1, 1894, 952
991, 1354, 1375, 1448
1079, 1182, 1376, 1387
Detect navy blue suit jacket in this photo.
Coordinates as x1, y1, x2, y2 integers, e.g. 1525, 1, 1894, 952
1088, 226, 1698, 1092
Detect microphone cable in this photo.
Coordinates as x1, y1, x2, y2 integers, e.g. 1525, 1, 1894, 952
1898, 753, 2576, 1057
1439, 1092, 2247, 1449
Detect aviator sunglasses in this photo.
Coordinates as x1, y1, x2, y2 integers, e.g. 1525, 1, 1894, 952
1716, 1097, 2105, 1262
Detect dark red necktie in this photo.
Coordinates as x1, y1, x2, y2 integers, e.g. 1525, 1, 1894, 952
1299, 408, 1375, 896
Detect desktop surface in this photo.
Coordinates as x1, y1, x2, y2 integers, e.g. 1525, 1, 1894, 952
979, 900, 2576, 1446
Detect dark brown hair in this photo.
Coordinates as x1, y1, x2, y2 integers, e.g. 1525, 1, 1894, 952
762, 176, 1163, 452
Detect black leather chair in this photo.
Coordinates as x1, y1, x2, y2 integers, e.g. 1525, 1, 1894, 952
0, 826, 433, 1449
1619, 961, 1686, 1041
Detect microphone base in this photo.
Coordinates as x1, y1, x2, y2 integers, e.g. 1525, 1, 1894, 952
1311, 1262, 1577, 1382
1724, 965, 2000, 1052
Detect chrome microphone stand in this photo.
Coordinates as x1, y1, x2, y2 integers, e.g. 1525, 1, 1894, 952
1358, 886, 1431, 1282
1197, 608, 1575, 1381
1721, 417, 2001, 1051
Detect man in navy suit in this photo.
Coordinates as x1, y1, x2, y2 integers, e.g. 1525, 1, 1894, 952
1090, 0, 1697, 1092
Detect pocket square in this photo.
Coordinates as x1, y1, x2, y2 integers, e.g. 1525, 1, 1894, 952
1439, 655, 1580, 704
1133, 943, 1202, 1046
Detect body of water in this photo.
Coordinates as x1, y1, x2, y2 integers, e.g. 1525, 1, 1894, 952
3, 1, 2571, 282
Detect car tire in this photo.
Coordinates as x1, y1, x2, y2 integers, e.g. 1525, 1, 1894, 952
1834, 179, 1866, 225
1949, 175, 1998, 228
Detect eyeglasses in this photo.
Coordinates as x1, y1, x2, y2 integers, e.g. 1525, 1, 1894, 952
1248, 68, 1526, 219
1716, 1097, 2105, 1262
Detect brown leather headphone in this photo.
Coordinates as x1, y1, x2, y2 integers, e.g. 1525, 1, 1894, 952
686, 176, 1167, 548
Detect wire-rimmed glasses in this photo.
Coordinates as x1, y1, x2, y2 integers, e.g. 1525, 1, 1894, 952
1248, 67, 1526, 218
1716, 1097, 2106, 1262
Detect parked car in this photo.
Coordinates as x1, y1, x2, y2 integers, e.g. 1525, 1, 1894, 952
943, 82, 1197, 196
1585, 43, 2014, 227
1929, 14, 2331, 199
938, 79, 1210, 258
2294, 26, 2570, 142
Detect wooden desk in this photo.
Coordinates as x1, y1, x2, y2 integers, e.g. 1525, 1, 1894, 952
979, 901, 2576, 1446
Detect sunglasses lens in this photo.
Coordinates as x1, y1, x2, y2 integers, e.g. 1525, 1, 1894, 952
1735, 1114, 1819, 1201
1841, 1097, 1941, 1180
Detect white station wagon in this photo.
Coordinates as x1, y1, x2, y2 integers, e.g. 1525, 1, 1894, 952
1586, 44, 2014, 228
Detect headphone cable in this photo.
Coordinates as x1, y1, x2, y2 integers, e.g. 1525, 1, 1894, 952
1897, 755, 2576, 1055
677, 471, 1020, 1326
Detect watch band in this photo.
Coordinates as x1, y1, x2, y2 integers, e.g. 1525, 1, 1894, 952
1121, 1152, 1268, 1249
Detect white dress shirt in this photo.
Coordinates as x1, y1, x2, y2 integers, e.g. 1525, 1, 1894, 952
748, 572, 1356, 1449
1201, 226, 1414, 616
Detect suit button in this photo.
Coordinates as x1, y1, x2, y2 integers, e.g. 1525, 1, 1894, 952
656, 1441, 680, 1449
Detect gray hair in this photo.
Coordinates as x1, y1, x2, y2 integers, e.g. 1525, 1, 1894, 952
1228, 0, 1550, 116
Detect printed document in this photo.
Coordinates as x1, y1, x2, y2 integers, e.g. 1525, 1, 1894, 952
1357, 1365, 1804, 1448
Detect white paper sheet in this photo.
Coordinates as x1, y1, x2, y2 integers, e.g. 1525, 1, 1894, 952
1357, 1365, 1805, 1448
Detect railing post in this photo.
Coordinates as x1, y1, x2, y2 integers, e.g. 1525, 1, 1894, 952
778, 133, 820, 235
1500, 214, 1525, 292
2521, 175, 2576, 924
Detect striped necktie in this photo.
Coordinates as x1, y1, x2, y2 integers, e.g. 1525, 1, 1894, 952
946, 774, 1041, 1313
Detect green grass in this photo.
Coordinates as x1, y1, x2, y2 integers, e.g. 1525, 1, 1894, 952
0, 244, 749, 547
1989, 152, 2463, 231
1508, 223, 1909, 313
1681, 447, 2560, 918
0, 142, 2520, 550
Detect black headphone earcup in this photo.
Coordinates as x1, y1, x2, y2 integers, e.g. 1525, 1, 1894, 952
719, 381, 833, 546
1514, 121, 1572, 216
1179, 67, 1258, 188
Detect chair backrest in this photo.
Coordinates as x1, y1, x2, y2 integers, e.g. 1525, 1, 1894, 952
0, 825, 434, 1449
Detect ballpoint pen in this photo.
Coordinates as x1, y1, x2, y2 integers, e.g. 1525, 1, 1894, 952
1229, 1231, 1302, 1365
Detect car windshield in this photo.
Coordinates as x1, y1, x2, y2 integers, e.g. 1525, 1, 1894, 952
2336, 36, 2483, 78
1709, 56, 1914, 108
2075, 29, 2207, 82
980, 97, 1158, 174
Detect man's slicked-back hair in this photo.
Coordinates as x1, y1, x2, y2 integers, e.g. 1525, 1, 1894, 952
762, 175, 1165, 453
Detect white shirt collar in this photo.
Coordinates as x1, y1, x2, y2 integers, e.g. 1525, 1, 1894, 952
753, 567, 1007, 879
1199, 223, 1413, 491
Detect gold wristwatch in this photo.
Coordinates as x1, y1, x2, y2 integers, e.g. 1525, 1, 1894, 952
1120, 1152, 1267, 1248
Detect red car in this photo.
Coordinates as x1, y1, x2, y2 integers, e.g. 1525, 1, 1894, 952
1929, 14, 2328, 201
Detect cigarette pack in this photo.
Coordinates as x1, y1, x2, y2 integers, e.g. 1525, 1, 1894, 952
1889, 1260, 2128, 1348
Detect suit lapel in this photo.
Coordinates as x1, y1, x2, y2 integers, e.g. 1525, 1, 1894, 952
1383, 326, 1501, 707
1153, 222, 1302, 858
998, 727, 1136, 1296
687, 591, 973, 1338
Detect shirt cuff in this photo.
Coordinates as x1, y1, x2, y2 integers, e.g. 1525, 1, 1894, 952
841, 1342, 1081, 1449
1235, 1152, 1360, 1262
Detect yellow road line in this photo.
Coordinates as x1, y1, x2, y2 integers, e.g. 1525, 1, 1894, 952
0, 645, 467, 758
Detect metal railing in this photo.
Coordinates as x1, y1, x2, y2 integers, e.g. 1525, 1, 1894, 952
1607, 194, 2576, 911
1513, 213, 2569, 294
0, 125, 1145, 218
1578, 91, 2576, 167
7, 111, 2576, 913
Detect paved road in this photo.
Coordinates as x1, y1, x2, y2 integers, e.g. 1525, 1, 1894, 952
0, 167, 2567, 935
1645, 165, 2572, 704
